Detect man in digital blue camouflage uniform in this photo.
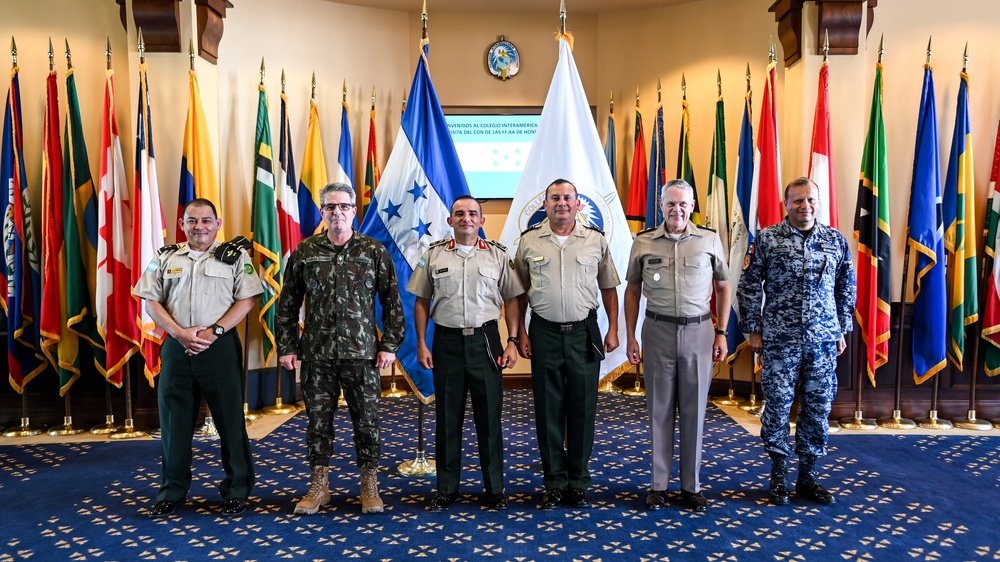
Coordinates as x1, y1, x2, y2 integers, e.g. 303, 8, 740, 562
736, 177, 856, 506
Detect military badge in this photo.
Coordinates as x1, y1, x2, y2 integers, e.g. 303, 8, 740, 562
486, 36, 520, 81
244, 264, 254, 275
365, 278, 374, 288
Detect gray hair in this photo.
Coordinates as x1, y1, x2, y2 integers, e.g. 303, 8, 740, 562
319, 182, 356, 205
661, 179, 695, 202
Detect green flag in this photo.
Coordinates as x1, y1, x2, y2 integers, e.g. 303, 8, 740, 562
706, 92, 728, 246
677, 98, 702, 224
251, 84, 281, 364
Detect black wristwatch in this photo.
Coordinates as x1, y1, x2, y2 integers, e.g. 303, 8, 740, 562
507, 336, 520, 346
715, 329, 729, 336
211, 324, 225, 337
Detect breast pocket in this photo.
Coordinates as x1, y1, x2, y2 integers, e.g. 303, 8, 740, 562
302, 257, 334, 296
204, 261, 236, 293
642, 260, 673, 289
527, 255, 551, 290
477, 265, 499, 298
576, 254, 598, 284
431, 267, 459, 294
682, 254, 712, 290
348, 255, 377, 295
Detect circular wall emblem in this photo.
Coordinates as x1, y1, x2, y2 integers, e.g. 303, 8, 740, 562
487, 36, 520, 81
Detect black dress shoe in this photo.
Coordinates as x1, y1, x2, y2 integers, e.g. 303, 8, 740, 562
221, 498, 247, 516
644, 490, 667, 511
149, 499, 181, 518
428, 492, 458, 511
768, 481, 790, 506
567, 488, 590, 508
680, 490, 708, 512
541, 488, 563, 510
486, 491, 509, 510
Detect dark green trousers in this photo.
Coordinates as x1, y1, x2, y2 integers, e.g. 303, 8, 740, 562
433, 329, 505, 495
528, 322, 599, 490
157, 331, 254, 502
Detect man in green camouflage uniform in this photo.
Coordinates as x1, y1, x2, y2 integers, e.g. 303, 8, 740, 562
276, 182, 405, 515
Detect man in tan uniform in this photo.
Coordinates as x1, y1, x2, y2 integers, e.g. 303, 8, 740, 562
514, 179, 620, 510
408, 195, 524, 511
624, 179, 731, 513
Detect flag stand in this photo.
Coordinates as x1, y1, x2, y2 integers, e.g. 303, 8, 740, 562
48, 391, 84, 435
91, 382, 123, 434
952, 255, 993, 430
915, 375, 952, 429
110, 365, 147, 439
878, 244, 916, 429
381, 363, 409, 398
398, 400, 436, 477
839, 373, 877, 430
241, 317, 261, 423
263, 365, 297, 414
3, 389, 45, 437
714, 361, 740, 406
739, 355, 762, 416
622, 363, 645, 396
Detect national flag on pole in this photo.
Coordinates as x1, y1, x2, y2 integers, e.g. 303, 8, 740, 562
63, 63, 106, 375
604, 108, 616, 187
96, 66, 140, 386
132, 61, 166, 384
854, 62, 891, 387
298, 97, 327, 237
277, 90, 302, 268
178, 68, 222, 242
942, 70, 978, 371
677, 97, 703, 225
625, 103, 647, 234
726, 89, 754, 361
334, 98, 356, 228
646, 96, 665, 228
981, 117, 1000, 375
2, 65, 47, 393
499, 35, 635, 385
753, 60, 782, 229
359, 40, 472, 401
251, 84, 281, 365
809, 59, 838, 227
705, 91, 728, 246
40, 67, 80, 393
907, 63, 947, 384
363, 101, 380, 220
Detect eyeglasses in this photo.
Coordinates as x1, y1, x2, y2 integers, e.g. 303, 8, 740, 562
322, 203, 356, 213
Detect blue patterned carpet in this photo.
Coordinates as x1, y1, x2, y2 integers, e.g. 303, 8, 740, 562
1, 389, 999, 561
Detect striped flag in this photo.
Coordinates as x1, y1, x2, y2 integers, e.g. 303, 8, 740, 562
96, 66, 140, 386
251, 84, 281, 365
277, 91, 302, 268
132, 61, 166, 384
334, 98, 356, 228
363, 101, 380, 220
753, 60, 782, 229
646, 97, 665, 228
604, 109, 616, 187
853, 62, 891, 387
981, 117, 1000, 375
706, 91, 728, 246
907, 63, 947, 384
298, 97, 327, 237
677, 97, 702, 224
726, 89, 754, 361
178, 68, 222, 242
63, 63, 106, 375
809, 59, 839, 227
942, 71, 978, 371
625, 102, 647, 234
2, 64, 47, 393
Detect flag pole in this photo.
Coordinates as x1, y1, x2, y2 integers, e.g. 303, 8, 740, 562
622, 90, 644, 397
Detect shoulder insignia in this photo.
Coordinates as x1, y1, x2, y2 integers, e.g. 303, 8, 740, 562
228, 235, 252, 251
696, 224, 717, 233
486, 239, 508, 253
583, 224, 606, 236
520, 223, 542, 236
429, 238, 451, 249
214, 237, 249, 265
637, 227, 656, 236
157, 243, 180, 255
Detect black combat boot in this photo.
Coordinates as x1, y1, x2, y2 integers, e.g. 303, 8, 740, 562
768, 453, 790, 506
797, 455, 835, 505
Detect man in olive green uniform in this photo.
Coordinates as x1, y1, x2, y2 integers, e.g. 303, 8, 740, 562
134, 198, 262, 518
408, 196, 524, 511
624, 179, 731, 513
276, 182, 405, 515
513, 179, 620, 510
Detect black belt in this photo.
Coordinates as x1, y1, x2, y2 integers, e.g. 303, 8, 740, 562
436, 319, 498, 337
645, 310, 712, 325
531, 311, 593, 332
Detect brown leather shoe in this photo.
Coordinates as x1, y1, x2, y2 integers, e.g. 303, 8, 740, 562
644, 490, 667, 511
680, 490, 708, 512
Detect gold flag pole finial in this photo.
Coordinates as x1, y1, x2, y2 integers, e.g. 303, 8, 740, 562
64, 38, 72, 70
189, 37, 195, 71
10, 37, 16, 68
717, 69, 722, 98
371, 85, 376, 110
768, 36, 776, 64
823, 28, 830, 62
635, 86, 640, 108
137, 27, 145, 64
609, 90, 613, 115
281, 69, 286, 94
105, 36, 112, 70
559, 0, 567, 34
47, 37, 54, 71
342, 79, 347, 103
877, 34, 884, 64
656, 77, 661, 103
311, 72, 316, 100
925, 36, 932, 66
421, 0, 428, 40
259, 57, 265, 85
745, 62, 751, 93
962, 42, 969, 74
681, 73, 687, 101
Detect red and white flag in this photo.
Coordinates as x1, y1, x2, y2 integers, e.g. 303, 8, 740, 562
981, 120, 1000, 375
752, 60, 783, 229
809, 60, 838, 227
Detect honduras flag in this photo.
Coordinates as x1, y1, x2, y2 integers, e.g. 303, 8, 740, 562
726, 92, 754, 361
359, 44, 470, 401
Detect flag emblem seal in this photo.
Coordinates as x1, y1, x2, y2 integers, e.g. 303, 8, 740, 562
487, 38, 520, 81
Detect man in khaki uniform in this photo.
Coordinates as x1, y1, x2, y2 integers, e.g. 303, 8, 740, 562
513, 179, 620, 510
408, 195, 524, 511
134, 198, 263, 518
624, 179, 731, 513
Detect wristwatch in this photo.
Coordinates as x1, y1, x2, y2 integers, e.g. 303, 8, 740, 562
507, 336, 520, 346
210, 324, 225, 337
715, 329, 729, 336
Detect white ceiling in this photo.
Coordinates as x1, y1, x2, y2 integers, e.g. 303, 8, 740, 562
325, 0, 698, 15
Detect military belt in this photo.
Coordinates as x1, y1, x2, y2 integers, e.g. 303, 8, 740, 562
436, 319, 498, 337
645, 310, 712, 325
530, 310, 593, 332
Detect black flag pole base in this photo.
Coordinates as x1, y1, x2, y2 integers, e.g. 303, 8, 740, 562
877, 410, 917, 430
109, 419, 148, 440
398, 449, 436, 478
714, 388, 741, 406
3, 417, 45, 438
828, 420, 841, 433
262, 398, 297, 415
382, 381, 410, 398
48, 416, 85, 436
916, 410, 953, 430
90, 415, 123, 435
839, 411, 877, 430
952, 410, 993, 431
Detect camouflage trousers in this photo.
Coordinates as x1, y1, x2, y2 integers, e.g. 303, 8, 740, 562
300, 359, 381, 469
760, 341, 838, 459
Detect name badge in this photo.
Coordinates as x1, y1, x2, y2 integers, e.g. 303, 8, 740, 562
435, 267, 449, 274
166, 267, 184, 275
648, 258, 662, 264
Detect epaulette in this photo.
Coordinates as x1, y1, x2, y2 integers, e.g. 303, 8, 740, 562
520, 223, 542, 236
486, 239, 508, 253
214, 236, 251, 265
157, 243, 180, 255
696, 224, 717, 233
583, 224, 606, 236
429, 238, 451, 249
637, 226, 656, 236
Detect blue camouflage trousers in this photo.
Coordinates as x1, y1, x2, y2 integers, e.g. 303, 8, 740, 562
760, 341, 838, 458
